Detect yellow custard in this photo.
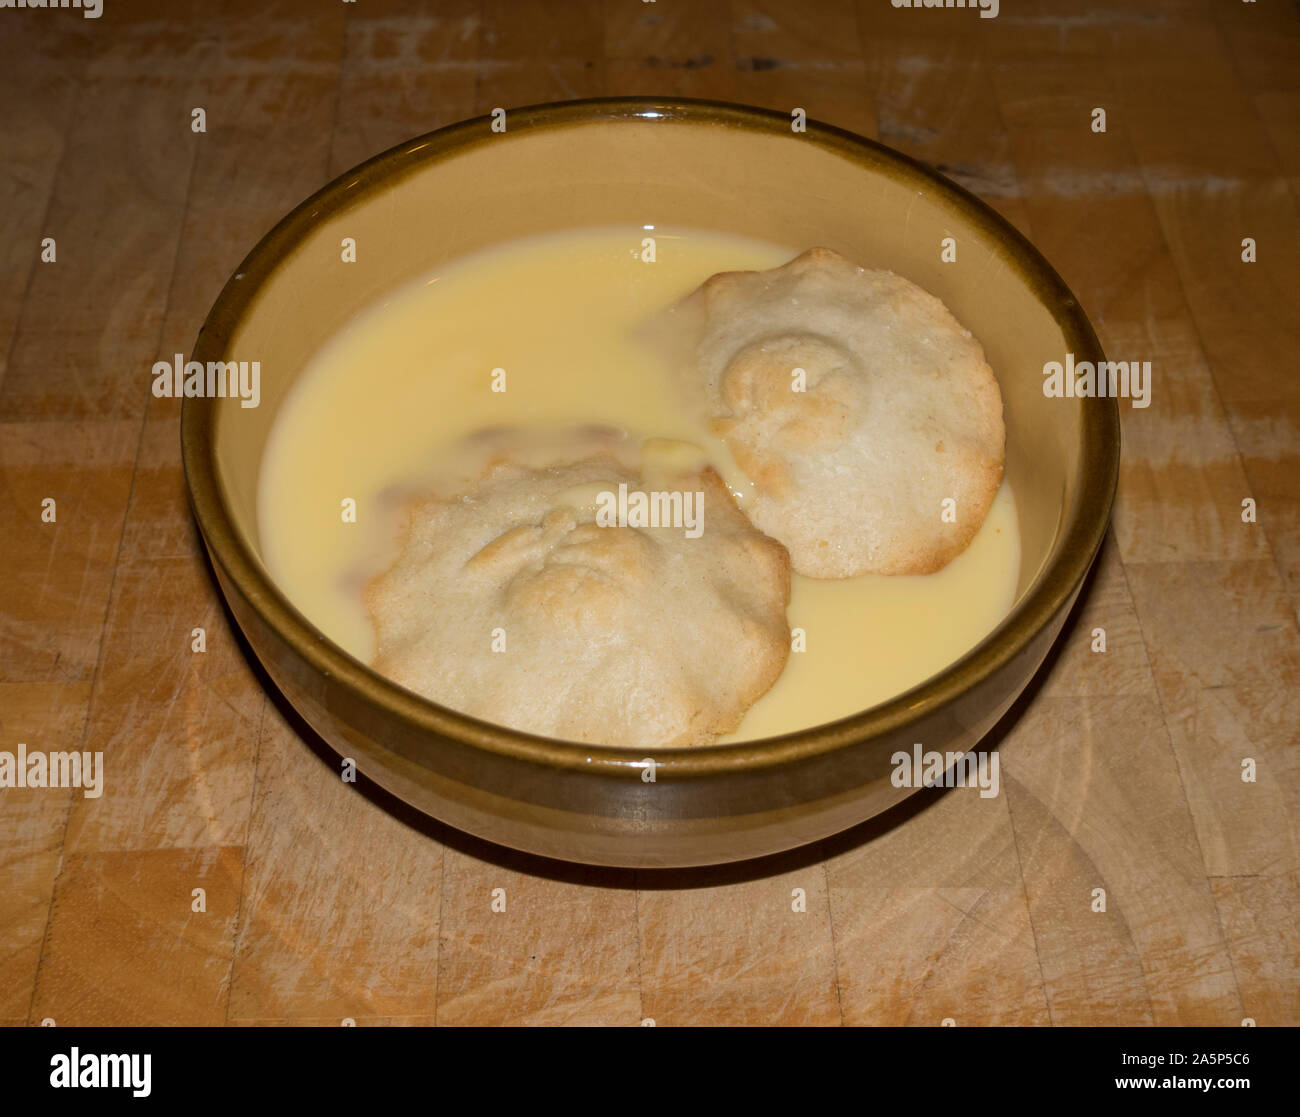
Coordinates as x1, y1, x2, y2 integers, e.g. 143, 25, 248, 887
257, 227, 1020, 743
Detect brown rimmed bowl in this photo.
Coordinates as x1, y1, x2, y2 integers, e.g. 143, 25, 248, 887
182, 97, 1119, 868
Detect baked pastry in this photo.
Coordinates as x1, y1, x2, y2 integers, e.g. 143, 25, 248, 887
681, 247, 1005, 577
364, 434, 791, 747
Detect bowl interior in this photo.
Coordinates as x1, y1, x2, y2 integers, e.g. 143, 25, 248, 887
199, 102, 1096, 744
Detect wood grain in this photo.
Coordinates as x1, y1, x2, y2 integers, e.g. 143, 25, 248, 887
0, 0, 1296, 1026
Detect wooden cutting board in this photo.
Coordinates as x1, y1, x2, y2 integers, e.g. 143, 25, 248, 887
1, 0, 1296, 1026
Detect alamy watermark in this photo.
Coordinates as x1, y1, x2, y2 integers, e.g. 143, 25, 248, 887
50, 1048, 150, 1097
891, 0, 999, 19
152, 353, 260, 408
0, 0, 102, 18
595, 484, 704, 538
891, 743, 999, 798
0, 744, 103, 798
1043, 353, 1151, 409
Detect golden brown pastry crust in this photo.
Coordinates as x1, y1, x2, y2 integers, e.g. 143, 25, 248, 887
364, 439, 791, 747
687, 247, 1006, 578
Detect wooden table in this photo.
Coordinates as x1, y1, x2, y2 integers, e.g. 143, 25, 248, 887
2, 0, 1296, 1026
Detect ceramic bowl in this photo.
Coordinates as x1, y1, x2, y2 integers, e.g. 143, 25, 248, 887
182, 97, 1119, 868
